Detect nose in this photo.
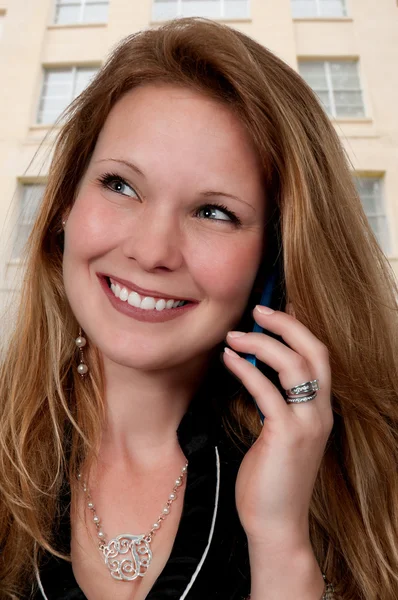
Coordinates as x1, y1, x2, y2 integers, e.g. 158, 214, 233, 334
121, 203, 184, 272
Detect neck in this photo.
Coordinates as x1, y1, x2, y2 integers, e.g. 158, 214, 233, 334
98, 352, 211, 468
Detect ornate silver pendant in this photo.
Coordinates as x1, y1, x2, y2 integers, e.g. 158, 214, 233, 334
102, 534, 152, 581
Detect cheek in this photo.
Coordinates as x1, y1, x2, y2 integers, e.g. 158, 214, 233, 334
64, 192, 117, 261
192, 237, 263, 304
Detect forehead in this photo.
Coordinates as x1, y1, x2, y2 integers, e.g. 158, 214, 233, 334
92, 83, 263, 173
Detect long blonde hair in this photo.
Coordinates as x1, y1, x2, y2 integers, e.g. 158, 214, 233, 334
0, 17, 397, 600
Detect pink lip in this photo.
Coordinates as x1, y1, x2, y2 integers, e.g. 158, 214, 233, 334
97, 272, 197, 302
98, 275, 199, 323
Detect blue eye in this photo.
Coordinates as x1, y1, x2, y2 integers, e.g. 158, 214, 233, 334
98, 173, 138, 198
98, 173, 242, 226
196, 204, 241, 225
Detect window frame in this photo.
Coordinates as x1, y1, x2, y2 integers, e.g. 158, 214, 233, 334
152, 0, 251, 21
52, 0, 109, 26
36, 65, 99, 125
298, 59, 366, 120
353, 174, 391, 255
0, 9, 6, 40
11, 182, 46, 262
291, 0, 348, 19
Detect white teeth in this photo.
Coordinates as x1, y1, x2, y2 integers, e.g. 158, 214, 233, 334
140, 296, 156, 310
155, 299, 166, 311
108, 279, 187, 310
127, 291, 141, 308
119, 287, 129, 302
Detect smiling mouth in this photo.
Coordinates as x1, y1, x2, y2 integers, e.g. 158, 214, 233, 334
105, 276, 191, 311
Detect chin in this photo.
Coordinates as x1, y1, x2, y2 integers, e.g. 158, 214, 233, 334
100, 345, 193, 372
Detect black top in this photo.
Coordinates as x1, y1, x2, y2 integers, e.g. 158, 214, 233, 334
32, 379, 251, 600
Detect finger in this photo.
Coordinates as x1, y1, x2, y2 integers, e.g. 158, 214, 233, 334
226, 333, 321, 420
222, 347, 289, 422
252, 306, 331, 390
226, 331, 317, 403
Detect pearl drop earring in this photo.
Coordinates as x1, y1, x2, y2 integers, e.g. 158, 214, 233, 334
75, 327, 88, 376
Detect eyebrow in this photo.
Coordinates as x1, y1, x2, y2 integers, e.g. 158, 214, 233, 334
95, 157, 256, 212
96, 158, 145, 178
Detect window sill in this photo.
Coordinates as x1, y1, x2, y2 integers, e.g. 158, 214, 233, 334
25, 125, 60, 145
7, 259, 23, 266
381, 255, 397, 264
150, 17, 252, 26
293, 17, 353, 23
29, 124, 58, 130
331, 118, 373, 124
47, 23, 107, 30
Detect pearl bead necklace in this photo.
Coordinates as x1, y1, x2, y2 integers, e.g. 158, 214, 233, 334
77, 462, 188, 581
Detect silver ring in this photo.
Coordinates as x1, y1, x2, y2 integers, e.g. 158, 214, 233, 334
285, 392, 317, 404
285, 379, 319, 397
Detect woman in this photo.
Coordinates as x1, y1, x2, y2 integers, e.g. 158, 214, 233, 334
0, 17, 397, 600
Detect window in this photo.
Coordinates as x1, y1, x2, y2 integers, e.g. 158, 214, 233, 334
53, 0, 109, 25
291, 0, 347, 18
37, 66, 98, 125
152, 0, 249, 21
298, 60, 365, 118
354, 176, 390, 254
0, 12, 5, 40
12, 184, 46, 260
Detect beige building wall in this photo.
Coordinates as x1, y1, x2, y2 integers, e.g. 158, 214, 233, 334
1, 0, 397, 332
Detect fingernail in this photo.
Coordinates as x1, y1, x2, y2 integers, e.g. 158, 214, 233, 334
224, 347, 240, 359
255, 305, 274, 315
227, 331, 246, 338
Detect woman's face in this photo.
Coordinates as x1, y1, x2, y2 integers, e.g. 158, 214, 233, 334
63, 84, 267, 372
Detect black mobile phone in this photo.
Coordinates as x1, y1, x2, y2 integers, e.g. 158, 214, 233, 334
243, 256, 286, 424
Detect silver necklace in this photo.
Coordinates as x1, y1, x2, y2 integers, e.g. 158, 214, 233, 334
77, 462, 188, 581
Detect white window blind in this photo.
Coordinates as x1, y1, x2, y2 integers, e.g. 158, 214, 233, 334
291, 0, 347, 18
12, 184, 46, 260
37, 66, 98, 125
152, 0, 249, 21
354, 176, 390, 254
54, 0, 109, 25
298, 60, 365, 118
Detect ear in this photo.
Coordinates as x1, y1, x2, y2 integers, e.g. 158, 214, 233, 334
61, 210, 71, 229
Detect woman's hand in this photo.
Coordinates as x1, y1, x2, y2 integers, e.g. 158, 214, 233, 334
224, 304, 333, 550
